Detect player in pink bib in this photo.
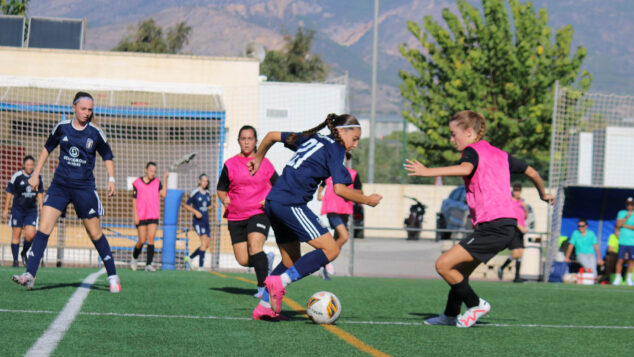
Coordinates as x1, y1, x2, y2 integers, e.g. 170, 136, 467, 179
131, 162, 168, 271
217, 125, 278, 298
406, 110, 553, 328
498, 183, 529, 282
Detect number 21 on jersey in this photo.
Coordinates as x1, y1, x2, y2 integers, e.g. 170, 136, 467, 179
287, 138, 324, 169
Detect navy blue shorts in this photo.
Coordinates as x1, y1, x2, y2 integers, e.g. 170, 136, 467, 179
9, 209, 38, 228
618, 244, 634, 260
326, 213, 349, 230
44, 183, 104, 219
266, 200, 328, 244
193, 217, 211, 236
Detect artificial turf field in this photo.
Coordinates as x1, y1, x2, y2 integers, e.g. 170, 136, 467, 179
1, 265, 632, 357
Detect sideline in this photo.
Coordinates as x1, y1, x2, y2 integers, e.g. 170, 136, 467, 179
24, 268, 106, 357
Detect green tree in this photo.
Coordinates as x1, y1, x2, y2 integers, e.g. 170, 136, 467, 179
260, 27, 329, 82
113, 18, 191, 54
1, 0, 28, 15
399, 0, 591, 174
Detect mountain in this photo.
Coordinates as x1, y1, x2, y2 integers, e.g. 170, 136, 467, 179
27, 0, 634, 114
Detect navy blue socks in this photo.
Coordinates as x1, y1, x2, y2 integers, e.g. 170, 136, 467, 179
26, 231, 50, 276
92, 235, 117, 276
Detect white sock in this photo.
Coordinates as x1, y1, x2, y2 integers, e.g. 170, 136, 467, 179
280, 273, 291, 287
614, 275, 622, 283
627, 273, 633, 281
259, 300, 271, 308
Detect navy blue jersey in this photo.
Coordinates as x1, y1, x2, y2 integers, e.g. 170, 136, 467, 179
44, 120, 114, 189
186, 188, 211, 217
267, 132, 352, 206
6, 170, 44, 211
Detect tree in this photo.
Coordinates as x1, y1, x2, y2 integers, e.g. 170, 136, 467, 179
260, 27, 329, 82
399, 0, 591, 175
1, 0, 28, 15
113, 18, 191, 54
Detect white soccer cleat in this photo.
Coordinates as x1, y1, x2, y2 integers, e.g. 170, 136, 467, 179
12, 272, 35, 289
325, 263, 335, 276
130, 257, 137, 271
108, 275, 121, 293
145, 264, 156, 272
627, 279, 634, 287
456, 298, 491, 328
424, 314, 457, 326
612, 275, 622, 286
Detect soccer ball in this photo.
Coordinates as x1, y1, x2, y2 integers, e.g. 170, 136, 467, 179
306, 291, 341, 324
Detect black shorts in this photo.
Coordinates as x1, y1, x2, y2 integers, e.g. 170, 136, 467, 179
137, 219, 159, 227
227, 214, 271, 245
459, 218, 517, 263
508, 228, 525, 250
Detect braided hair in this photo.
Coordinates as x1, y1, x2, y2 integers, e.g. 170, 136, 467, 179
450, 110, 486, 141
285, 113, 360, 157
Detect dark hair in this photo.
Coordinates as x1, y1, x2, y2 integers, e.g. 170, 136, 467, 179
450, 110, 486, 141
512, 183, 522, 191
198, 173, 209, 190
146, 162, 157, 169
23, 155, 35, 164
285, 113, 359, 153
72, 91, 95, 122
578, 218, 588, 225
238, 125, 257, 140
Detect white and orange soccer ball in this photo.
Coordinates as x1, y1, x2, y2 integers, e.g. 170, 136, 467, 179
306, 291, 342, 324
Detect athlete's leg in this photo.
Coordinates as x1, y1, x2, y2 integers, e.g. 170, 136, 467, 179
83, 217, 117, 277
25, 206, 63, 277
145, 223, 158, 266
198, 234, 210, 268
232, 242, 250, 267
11, 227, 22, 264
21, 225, 36, 262
333, 224, 349, 248
435, 244, 481, 308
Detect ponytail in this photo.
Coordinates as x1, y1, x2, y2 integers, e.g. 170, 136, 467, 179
286, 113, 360, 151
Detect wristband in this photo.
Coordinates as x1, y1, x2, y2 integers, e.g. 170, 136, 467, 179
108, 177, 116, 183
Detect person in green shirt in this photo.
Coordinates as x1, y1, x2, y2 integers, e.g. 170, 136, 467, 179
565, 218, 604, 271
614, 197, 634, 286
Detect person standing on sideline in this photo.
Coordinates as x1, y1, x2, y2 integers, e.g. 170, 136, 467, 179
249, 114, 382, 321
317, 157, 362, 279
405, 110, 553, 327
131, 162, 168, 272
613, 197, 634, 286
12, 91, 121, 292
3, 155, 44, 267
217, 125, 277, 298
498, 183, 528, 282
564, 218, 604, 272
183, 174, 212, 271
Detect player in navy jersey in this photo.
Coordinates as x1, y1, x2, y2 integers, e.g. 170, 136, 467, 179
183, 174, 212, 270
11, 91, 121, 293
248, 113, 383, 320
3, 156, 43, 267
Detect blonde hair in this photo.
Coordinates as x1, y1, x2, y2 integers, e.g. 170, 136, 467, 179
450, 110, 486, 141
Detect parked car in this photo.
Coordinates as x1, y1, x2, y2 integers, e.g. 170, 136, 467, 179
435, 185, 534, 240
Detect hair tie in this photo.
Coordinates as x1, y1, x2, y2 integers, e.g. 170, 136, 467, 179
336, 124, 361, 129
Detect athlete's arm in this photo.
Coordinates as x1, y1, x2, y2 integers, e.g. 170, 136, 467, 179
217, 190, 230, 208
160, 172, 169, 199
183, 202, 202, 219
248, 132, 282, 176
333, 184, 382, 207
37, 193, 43, 212
524, 166, 553, 205
317, 184, 325, 201
132, 197, 139, 226
404, 159, 474, 177
2, 192, 12, 220
104, 160, 116, 197
28, 147, 50, 190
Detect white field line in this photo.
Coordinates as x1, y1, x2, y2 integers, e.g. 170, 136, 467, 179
2, 308, 632, 330
24, 268, 106, 357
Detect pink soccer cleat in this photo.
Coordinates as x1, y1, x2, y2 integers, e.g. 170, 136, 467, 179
252, 304, 288, 321
108, 275, 121, 293
264, 275, 286, 313
457, 298, 491, 328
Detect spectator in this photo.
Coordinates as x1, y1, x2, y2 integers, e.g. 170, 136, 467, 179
613, 197, 634, 286
565, 218, 603, 272
599, 233, 619, 284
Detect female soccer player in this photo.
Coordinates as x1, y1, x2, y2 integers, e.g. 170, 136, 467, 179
131, 162, 168, 271
183, 173, 212, 270
3, 155, 43, 267
405, 110, 553, 327
249, 113, 382, 320
12, 91, 121, 292
317, 158, 362, 279
217, 125, 277, 297
498, 183, 528, 282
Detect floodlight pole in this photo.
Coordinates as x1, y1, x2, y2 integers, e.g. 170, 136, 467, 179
368, 0, 379, 184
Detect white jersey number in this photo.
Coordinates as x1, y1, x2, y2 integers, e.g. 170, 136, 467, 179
287, 138, 324, 169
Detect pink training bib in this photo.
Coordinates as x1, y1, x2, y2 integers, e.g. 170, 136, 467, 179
463, 140, 515, 227
321, 168, 357, 215
133, 177, 161, 220
511, 198, 526, 228
224, 155, 276, 221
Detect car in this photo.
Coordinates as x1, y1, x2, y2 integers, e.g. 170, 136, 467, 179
435, 185, 534, 240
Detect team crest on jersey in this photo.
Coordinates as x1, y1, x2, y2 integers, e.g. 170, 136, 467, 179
69, 146, 80, 158
86, 138, 94, 149
26, 186, 32, 193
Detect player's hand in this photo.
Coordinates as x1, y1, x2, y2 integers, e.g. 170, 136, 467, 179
195, 211, 203, 219
163, 171, 169, 179
541, 193, 554, 205
404, 159, 429, 177
518, 225, 528, 234
564, 257, 571, 263
2, 209, 7, 220
134, 216, 140, 226
28, 176, 39, 191
247, 158, 261, 176
597, 258, 604, 266
259, 200, 265, 208
223, 197, 230, 207
107, 181, 116, 197
365, 193, 383, 207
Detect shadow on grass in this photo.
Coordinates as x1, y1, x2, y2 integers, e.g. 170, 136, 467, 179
210, 286, 256, 296
30, 282, 109, 292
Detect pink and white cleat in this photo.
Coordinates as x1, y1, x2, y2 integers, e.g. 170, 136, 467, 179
264, 275, 286, 313
12, 272, 35, 289
456, 298, 490, 328
252, 303, 288, 321
108, 275, 121, 293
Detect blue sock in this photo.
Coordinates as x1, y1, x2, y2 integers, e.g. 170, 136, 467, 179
92, 235, 117, 276
285, 249, 329, 283
199, 251, 205, 267
190, 248, 200, 259
270, 262, 287, 276
22, 240, 32, 256
27, 231, 50, 277
261, 289, 270, 303
11, 243, 19, 262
